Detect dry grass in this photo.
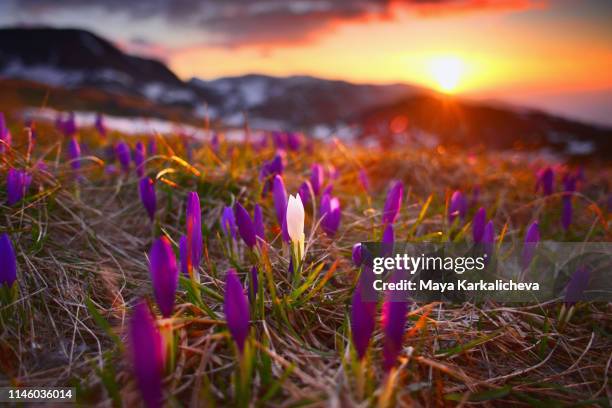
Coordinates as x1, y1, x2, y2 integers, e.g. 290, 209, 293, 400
1, 121, 611, 407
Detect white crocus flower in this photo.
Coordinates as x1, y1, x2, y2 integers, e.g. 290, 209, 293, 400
286, 194, 305, 259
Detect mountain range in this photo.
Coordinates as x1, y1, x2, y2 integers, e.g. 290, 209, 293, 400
0, 27, 610, 158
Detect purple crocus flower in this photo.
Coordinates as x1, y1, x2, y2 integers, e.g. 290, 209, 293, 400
115, 142, 131, 174
254, 204, 265, 242
147, 137, 157, 156
138, 177, 156, 221
448, 190, 467, 223
565, 266, 590, 306
482, 220, 495, 258
248, 266, 258, 303
326, 165, 339, 181
350, 282, 376, 360
382, 223, 394, 245
322, 184, 333, 197
352, 243, 363, 267
536, 167, 555, 196
95, 113, 107, 138
472, 207, 487, 243
6, 169, 32, 206
210, 133, 220, 153
186, 192, 203, 271
0, 112, 11, 154
234, 203, 257, 248
382, 181, 403, 225
0, 233, 17, 288
310, 164, 325, 196
561, 175, 576, 231
272, 131, 286, 150
68, 137, 81, 171
134, 142, 146, 178
259, 153, 284, 194
129, 301, 164, 408
148, 236, 178, 318
224, 269, 250, 352
320, 194, 342, 237
63, 112, 77, 137
105, 164, 118, 175
521, 221, 540, 269
220, 206, 237, 240
298, 181, 312, 207
286, 132, 301, 151
272, 175, 288, 226
382, 295, 408, 371
358, 169, 370, 192
179, 236, 189, 277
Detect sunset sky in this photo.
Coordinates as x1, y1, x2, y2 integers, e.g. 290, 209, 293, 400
2, 0, 612, 125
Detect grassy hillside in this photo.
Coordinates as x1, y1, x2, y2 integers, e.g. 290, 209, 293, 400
0, 115, 611, 407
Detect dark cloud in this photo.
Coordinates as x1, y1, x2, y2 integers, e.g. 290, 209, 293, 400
14, 0, 544, 47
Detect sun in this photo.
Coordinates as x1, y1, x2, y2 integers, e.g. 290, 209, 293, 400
428, 56, 465, 94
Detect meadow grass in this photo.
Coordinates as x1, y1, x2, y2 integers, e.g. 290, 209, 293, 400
1, 119, 611, 407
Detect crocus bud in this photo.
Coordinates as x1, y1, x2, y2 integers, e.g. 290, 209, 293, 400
0, 113, 11, 153
254, 204, 265, 242
210, 133, 220, 153
298, 181, 312, 207
310, 164, 324, 196
320, 194, 341, 237
322, 184, 333, 197
521, 221, 540, 269
537, 167, 555, 196
115, 142, 131, 174
286, 194, 305, 257
94, 113, 107, 138
63, 112, 77, 137
129, 301, 164, 408
382, 295, 408, 371
147, 137, 157, 156
358, 169, 370, 192
565, 266, 590, 306
68, 137, 81, 171
382, 224, 394, 245
186, 192, 203, 270
259, 154, 284, 194
220, 206, 237, 240
352, 243, 363, 267
149, 236, 178, 318
6, 169, 31, 206
272, 131, 285, 149
382, 181, 403, 225
0, 233, 17, 288
234, 203, 257, 248
482, 220, 495, 258
472, 207, 487, 243
138, 177, 156, 221
350, 282, 376, 360
287, 132, 301, 151
448, 190, 467, 223
224, 269, 250, 352
273, 175, 288, 226
134, 141, 146, 178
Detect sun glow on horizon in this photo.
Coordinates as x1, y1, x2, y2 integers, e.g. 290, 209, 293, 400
427, 56, 466, 93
